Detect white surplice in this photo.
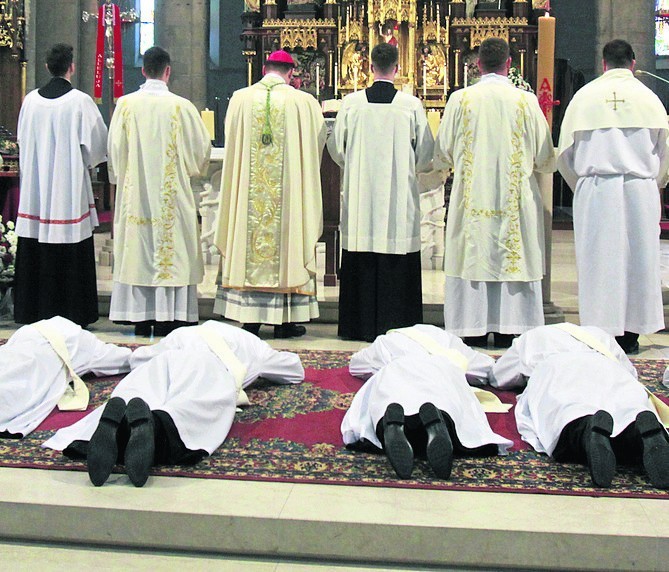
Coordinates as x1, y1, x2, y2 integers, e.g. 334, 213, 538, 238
341, 354, 512, 452
348, 324, 493, 386
326, 87, 434, 254
0, 317, 131, 436
108, 79, 211, 322
491, 324, 656, 456
16, 88, 107, 243
434, 73, 556, 336
43, 321, 304, 455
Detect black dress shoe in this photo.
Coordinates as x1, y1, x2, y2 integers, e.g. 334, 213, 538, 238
584, 410, 616, 488
153, 322, 177, 337
636, 410, 669, 489
134, 322, 152, 337
493, 333, 516, 349
87, 397, 127, 487
242, 323, 261, 336
124, 397, 155, 488
463, 334, 489, 348
615, 332, 640, 354
274, 323, 307, 339
419, 403, 454, 479
382, 403, 414, 479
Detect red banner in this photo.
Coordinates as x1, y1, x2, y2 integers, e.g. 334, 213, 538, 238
93, 3, 124, 104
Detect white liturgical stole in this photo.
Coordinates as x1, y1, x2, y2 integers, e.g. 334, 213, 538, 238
554, 323, 669, 427
194, 326, 250, 406
389, 327, 512, 413
32, 322, 90, 411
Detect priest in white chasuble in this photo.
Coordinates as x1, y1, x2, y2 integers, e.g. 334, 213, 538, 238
491, 324, 669, 489
327, 43, 434, 342
557, 39, 669, 355
14, 44, 108, 327
43, 321, 304, 487
108, 47, 212, 338
434, 38, 555, 349
214, 50, 325, 339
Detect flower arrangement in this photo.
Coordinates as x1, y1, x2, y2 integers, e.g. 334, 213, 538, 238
509, 67, 534, 93
0, 215, 18, 284
0, 136, 18, 155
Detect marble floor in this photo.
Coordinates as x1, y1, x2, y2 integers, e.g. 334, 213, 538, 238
0, 230, 669, 570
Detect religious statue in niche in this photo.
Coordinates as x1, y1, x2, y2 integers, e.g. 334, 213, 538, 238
421, 44, 445, 87
243, 0, 260, 11
379, 21, 399, 48
466, 0, 478, 17
341, 42, 370, 90
532, 0, 550, 9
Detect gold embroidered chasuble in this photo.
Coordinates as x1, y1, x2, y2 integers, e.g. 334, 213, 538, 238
435, 74, 556, 283
215, 75, 326, 294
108, 81, 212, 287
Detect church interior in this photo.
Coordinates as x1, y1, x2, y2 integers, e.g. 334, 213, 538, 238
1, 0, 669, 569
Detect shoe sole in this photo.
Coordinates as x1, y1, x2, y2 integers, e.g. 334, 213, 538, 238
87, 397, 126, 487
124, 398, 155, 488
588, 410, 616, 488
419, 403, 454, 480
383, 403, 413, 479
637, 411, 669, 489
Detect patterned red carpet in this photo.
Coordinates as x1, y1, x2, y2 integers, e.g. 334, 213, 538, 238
2, 349, 669, 499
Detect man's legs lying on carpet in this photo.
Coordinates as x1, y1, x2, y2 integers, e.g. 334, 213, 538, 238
375, 402, 498, 480
552, 409, 669, 489
66, 397, 207, 488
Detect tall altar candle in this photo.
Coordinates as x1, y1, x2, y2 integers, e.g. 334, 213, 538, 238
443, 65, 448, 97
353, 67, 358, 92
201, 109, 215, 141
536, 10, 556, 127
334, 62, 339, 98
423, 61, 427, 97
316, 64, 320, 99
436, 3, 440, 43
464, 64, 468, 88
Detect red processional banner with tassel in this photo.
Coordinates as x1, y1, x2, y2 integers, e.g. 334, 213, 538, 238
94, 3, 124, 104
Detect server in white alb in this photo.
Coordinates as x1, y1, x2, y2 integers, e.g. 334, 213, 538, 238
0, 316, 131, 438
349, 324, 494, 386
342, 353, 512, 480
43, 321, 304, 487
491, 323, 669, 488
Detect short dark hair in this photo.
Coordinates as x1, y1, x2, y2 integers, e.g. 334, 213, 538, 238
46, 44, 74, 77
603, 39, 635, 69
265, 61, 295, 75
478, 38, 510, 74
143, 46, 171, 78
371, 42, 398, 75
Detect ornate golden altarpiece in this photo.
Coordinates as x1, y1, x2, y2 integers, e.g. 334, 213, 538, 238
241, 0, 547, 107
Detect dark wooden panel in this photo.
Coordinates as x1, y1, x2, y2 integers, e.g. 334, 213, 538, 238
0, 49, 21, 134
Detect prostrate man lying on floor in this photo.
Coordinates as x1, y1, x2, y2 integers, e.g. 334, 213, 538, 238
491, 323, 669, 488
0, 316, 131, 438
43, 321, 304, 487
349, 324, 494, 386
342, 352, 513, 480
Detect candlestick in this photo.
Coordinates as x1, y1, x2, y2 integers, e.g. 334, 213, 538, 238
537, 11, 556, 127
316, 63, 320, 99
353, 66, 358, 92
